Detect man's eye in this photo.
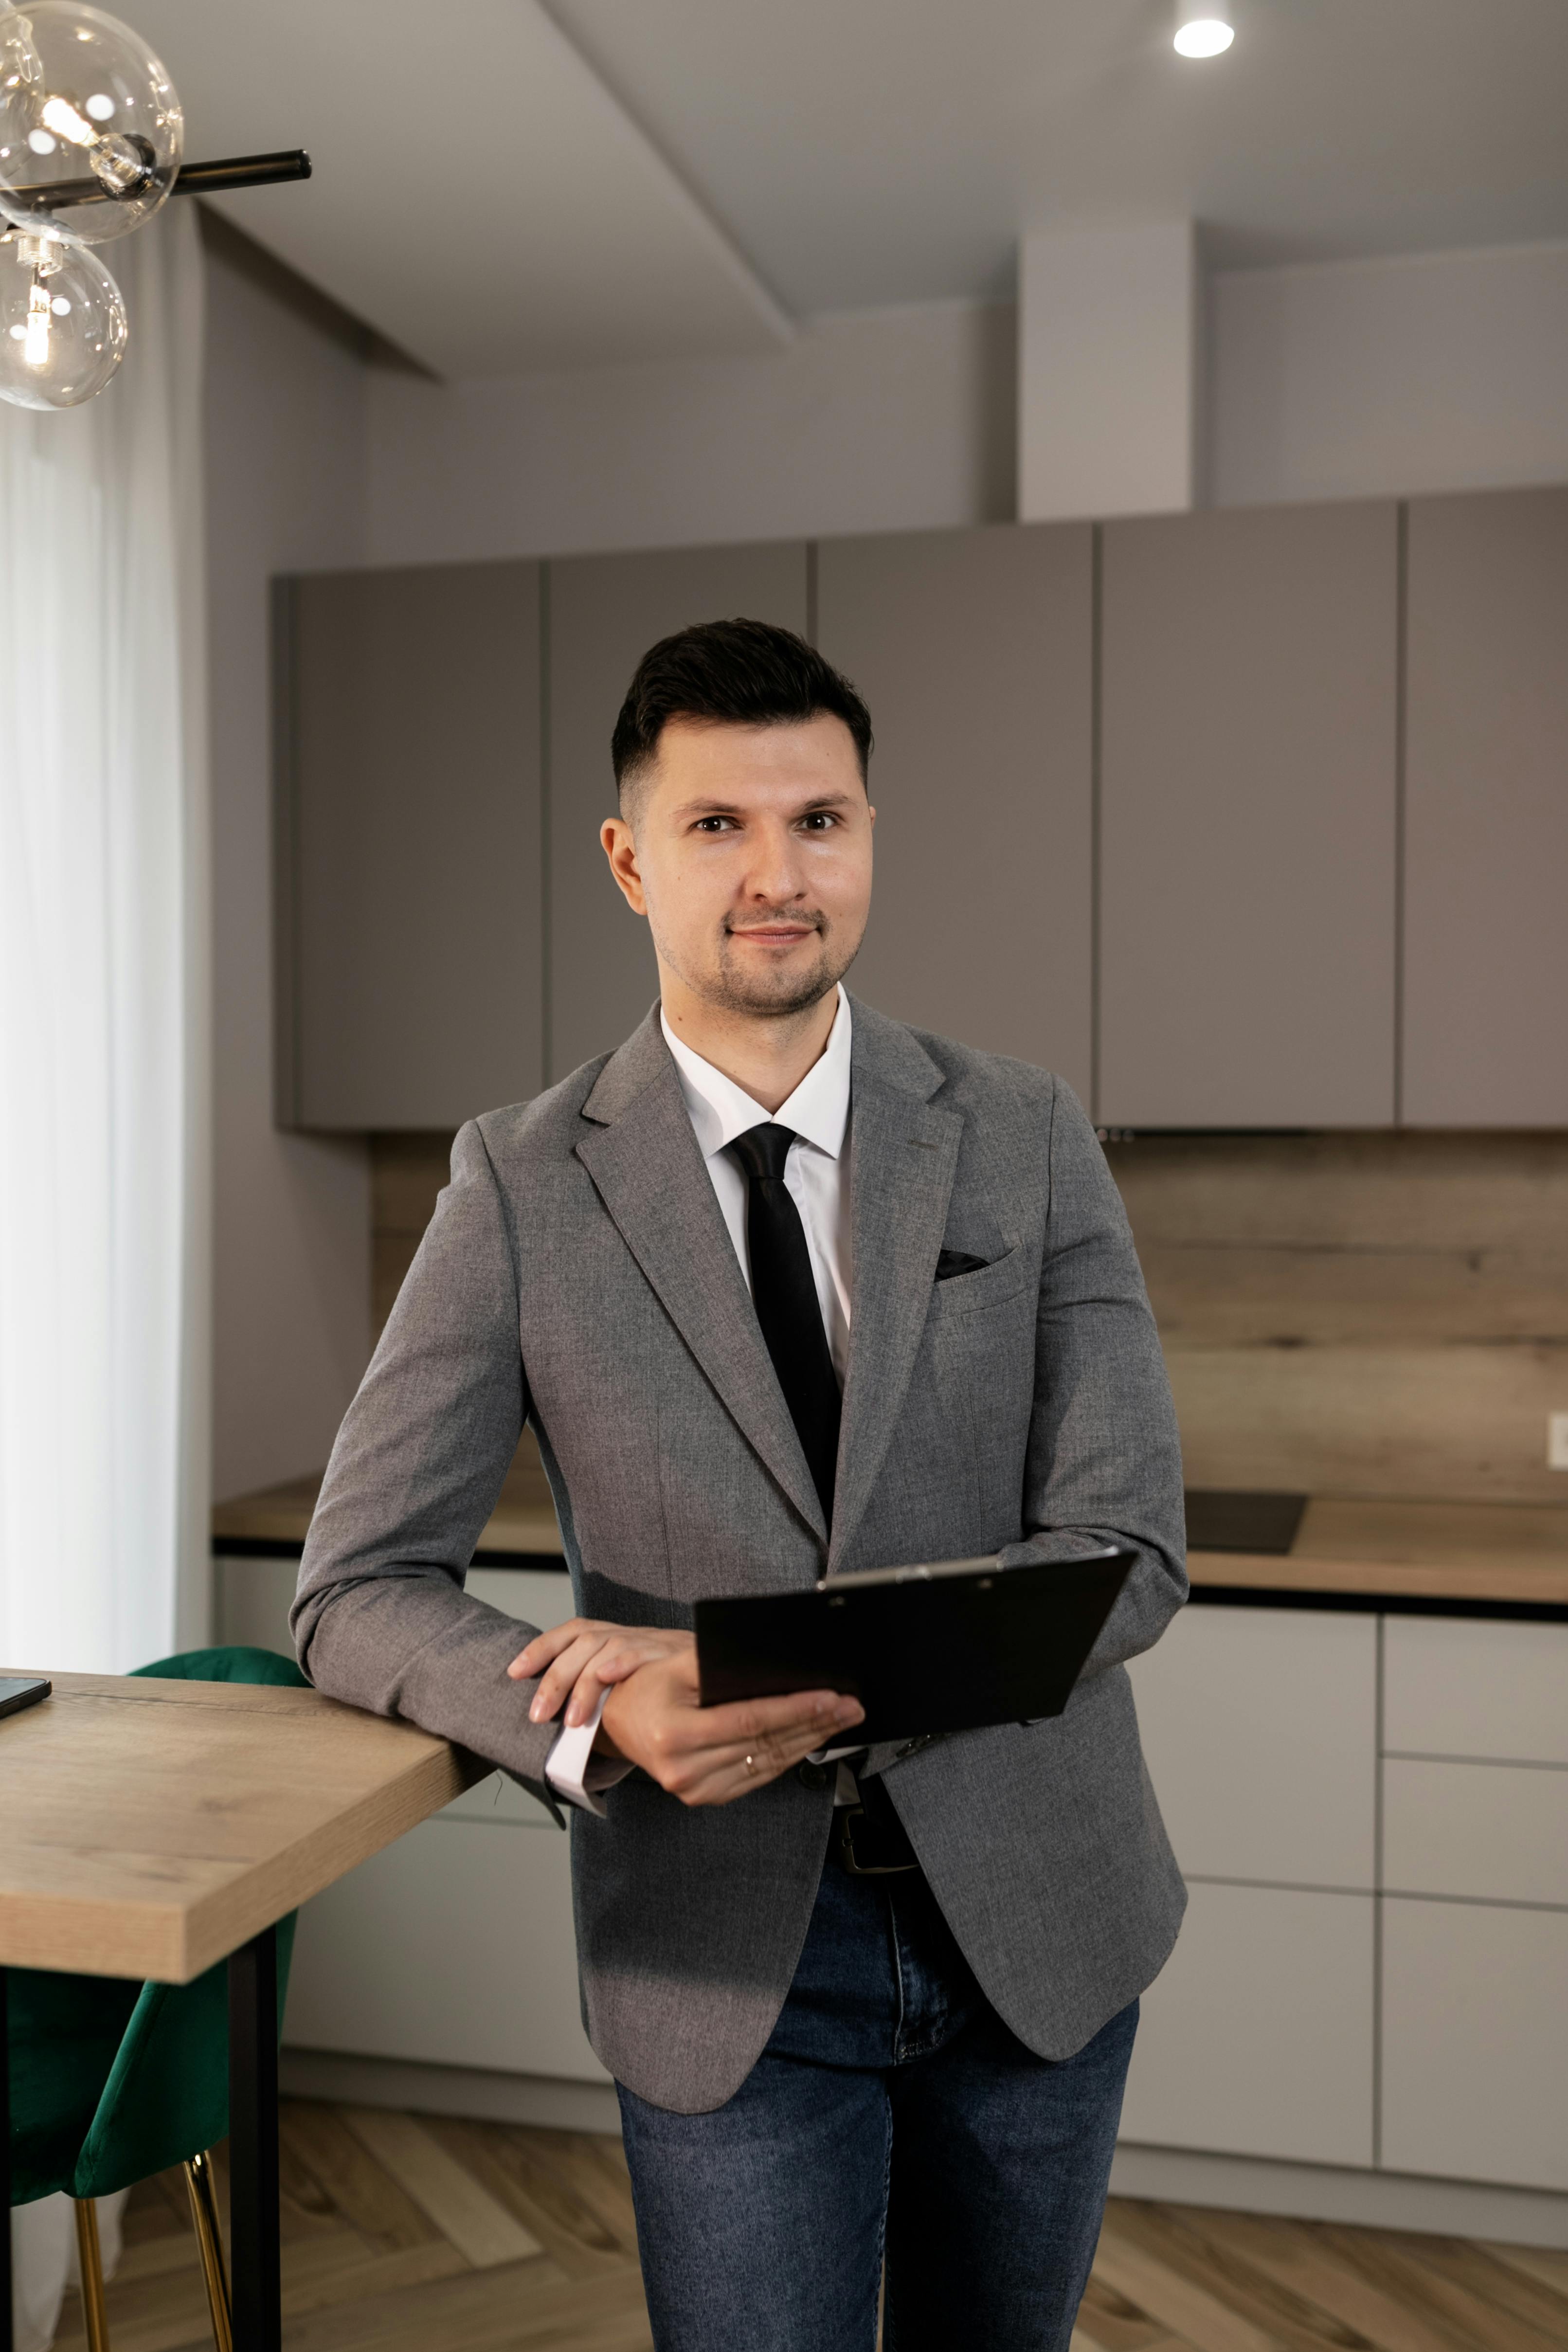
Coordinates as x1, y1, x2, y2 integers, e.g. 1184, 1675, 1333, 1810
693, 815, 734, 833
799, 812, 837, 831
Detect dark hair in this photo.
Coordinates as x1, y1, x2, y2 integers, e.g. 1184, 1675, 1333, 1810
611, 617, 873, 810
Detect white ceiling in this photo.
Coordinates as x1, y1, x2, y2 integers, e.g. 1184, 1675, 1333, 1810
128, 0, 791, 373
126, 0, 1568, 377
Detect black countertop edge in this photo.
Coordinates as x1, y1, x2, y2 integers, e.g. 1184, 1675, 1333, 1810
211, 1538, 568, 1570
1188, 1581, 1568, 1624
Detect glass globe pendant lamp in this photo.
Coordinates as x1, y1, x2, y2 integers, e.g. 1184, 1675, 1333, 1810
0, 1, 182, 242
0, 5, 304, 406
0, 214, 125, 405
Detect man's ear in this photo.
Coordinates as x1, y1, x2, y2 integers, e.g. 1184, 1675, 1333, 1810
600, 815, 648, 916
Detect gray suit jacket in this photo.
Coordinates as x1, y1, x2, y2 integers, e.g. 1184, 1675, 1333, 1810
292, 998, 1188, 2113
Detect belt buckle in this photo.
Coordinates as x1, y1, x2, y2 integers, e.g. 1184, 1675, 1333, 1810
835, 1802, 919, 1876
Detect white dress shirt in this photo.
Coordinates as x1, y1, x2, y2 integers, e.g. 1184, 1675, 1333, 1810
546, 989, 855, 1813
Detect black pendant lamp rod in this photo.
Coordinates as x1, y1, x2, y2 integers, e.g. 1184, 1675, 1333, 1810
8, 148, 311, 213
172, 149, 312, 195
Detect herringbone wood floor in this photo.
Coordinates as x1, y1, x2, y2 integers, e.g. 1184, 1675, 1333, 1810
49, 2099, 1568, 2352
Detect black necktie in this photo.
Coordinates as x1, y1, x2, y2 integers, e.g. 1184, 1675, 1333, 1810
728, 1123, 841, 1530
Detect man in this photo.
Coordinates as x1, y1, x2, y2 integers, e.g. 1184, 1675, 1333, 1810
293, 618, 1187, 2351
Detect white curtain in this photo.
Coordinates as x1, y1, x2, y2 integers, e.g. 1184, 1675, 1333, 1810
2, 198, 209, 2349
0, 199, 209, 1684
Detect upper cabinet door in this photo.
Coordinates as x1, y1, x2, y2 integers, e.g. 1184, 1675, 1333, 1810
1403, 488, 1568, 1127
279, 562, 542, 1132
815, 525, 1093, 1098
546, 542, 808, 1082
1100, 505, 1398, 1129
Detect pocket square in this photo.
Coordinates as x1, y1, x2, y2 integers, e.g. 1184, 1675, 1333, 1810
935, 1248, 991, 1282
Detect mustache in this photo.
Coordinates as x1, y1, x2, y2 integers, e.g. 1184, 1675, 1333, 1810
724, 909, 827, 934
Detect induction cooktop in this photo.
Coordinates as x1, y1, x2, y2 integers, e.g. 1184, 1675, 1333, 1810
1183, 1490, 1308, 1556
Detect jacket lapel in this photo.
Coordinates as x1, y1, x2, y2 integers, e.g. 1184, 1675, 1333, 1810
829, 1003, 962, 1572
576, 1013, 828, 1541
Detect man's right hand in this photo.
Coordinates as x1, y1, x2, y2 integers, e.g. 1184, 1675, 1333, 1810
598, 1637, 864, 1808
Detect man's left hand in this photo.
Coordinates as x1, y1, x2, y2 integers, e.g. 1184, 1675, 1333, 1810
509, 1617, 691, 1729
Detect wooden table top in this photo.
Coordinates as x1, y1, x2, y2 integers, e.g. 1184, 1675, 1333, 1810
0, 1671, 486, 1984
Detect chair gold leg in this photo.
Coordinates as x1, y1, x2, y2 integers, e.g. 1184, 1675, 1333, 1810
72, 2198, 111, 2352
183, 2150, 235, 2352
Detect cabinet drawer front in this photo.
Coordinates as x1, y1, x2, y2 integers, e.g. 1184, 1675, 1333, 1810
1384, 1617, 1568, 1763
1383, 1758, 1568, 1906
1381, 1899, 1568, 2191
1119, 1882, 1373, 2167
1127, 1606, 1376, 1887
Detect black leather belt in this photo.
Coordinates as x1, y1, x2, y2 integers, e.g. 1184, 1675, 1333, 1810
832, 1769, 919, 1876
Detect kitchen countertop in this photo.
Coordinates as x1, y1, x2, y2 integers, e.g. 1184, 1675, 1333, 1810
213, 1451, 1568, 1617
1183, 1496, 1568, 1614
212, 1441, 565, 1562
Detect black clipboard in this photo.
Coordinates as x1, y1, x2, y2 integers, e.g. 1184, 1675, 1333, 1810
694, 1546, 1136, 1747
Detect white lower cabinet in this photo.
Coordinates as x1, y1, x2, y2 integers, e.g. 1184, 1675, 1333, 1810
1383, 1616, 1568, 1764
286, 1814, 608, 2082
1380, 1898, 1568, 2191
1126, 1605, 1376, 1888
1119, 1881, 1375, 2166
1383, 1756, 1568, 1906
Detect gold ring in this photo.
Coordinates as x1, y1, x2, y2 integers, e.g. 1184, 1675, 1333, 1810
743, 1753, 757, 1775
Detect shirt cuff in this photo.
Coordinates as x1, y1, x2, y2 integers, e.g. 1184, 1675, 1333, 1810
544, 1689, 635, 1818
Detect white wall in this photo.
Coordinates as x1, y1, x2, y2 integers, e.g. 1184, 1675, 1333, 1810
364, 237, 1568, 573
205, 237, 374, 1501
1210, 238, 1568, 508
367, 299, 1015, 566
1019, 221, 1200, 522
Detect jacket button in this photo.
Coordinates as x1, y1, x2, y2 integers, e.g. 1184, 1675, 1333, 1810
796, 1760, 832, 1791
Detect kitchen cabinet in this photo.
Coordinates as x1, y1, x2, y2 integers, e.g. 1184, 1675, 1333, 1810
1124, 1598, 1568, 2194
1382, 1757, 1568, 1907
1383, 1615, 1568, 1763
546, 540, 809, 1081
1376, 1610, 1568, 2193
1127, 1605, 1376, 1888
285, 1811, 606, 2082
276, 561, 544, 1130
1119, 1881, 1374, 2166
1122, 1607, 1377, 2166
1381, 1900, 1568, 2190
814, 524, 1093, 1099
273, 487, 1568, 1139
1099, 503, 1398, 1128
1403, 487, 1568, 1127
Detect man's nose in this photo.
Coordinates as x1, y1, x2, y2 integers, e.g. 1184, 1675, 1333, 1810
743, 823, 809, 900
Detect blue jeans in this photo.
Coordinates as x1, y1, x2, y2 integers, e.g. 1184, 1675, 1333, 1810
617, 1854, 1137, 2352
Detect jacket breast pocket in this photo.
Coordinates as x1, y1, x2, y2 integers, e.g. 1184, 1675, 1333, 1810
930, 1245, 1028, 1316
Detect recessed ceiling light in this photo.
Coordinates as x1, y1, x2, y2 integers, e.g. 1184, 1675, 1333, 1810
1174, 3, 1234, 58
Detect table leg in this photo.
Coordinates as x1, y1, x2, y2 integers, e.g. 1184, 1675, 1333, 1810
1, 1967, 13, 2352
227, 1927, 280, 2352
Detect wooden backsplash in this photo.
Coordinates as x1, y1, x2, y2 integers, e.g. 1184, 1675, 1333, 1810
372, 1129, 1568, 1507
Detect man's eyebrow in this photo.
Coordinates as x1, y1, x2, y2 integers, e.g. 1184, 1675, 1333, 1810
670, 791, 860, 819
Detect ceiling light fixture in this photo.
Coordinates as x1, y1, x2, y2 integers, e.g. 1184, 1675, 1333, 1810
0, 1, 310, 408
1173, 2, 1234, 59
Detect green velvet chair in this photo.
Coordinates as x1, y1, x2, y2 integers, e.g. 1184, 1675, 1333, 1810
6, 1647, 304, 2351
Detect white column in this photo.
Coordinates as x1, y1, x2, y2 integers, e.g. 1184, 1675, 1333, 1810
1018, 220, 1202, 521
